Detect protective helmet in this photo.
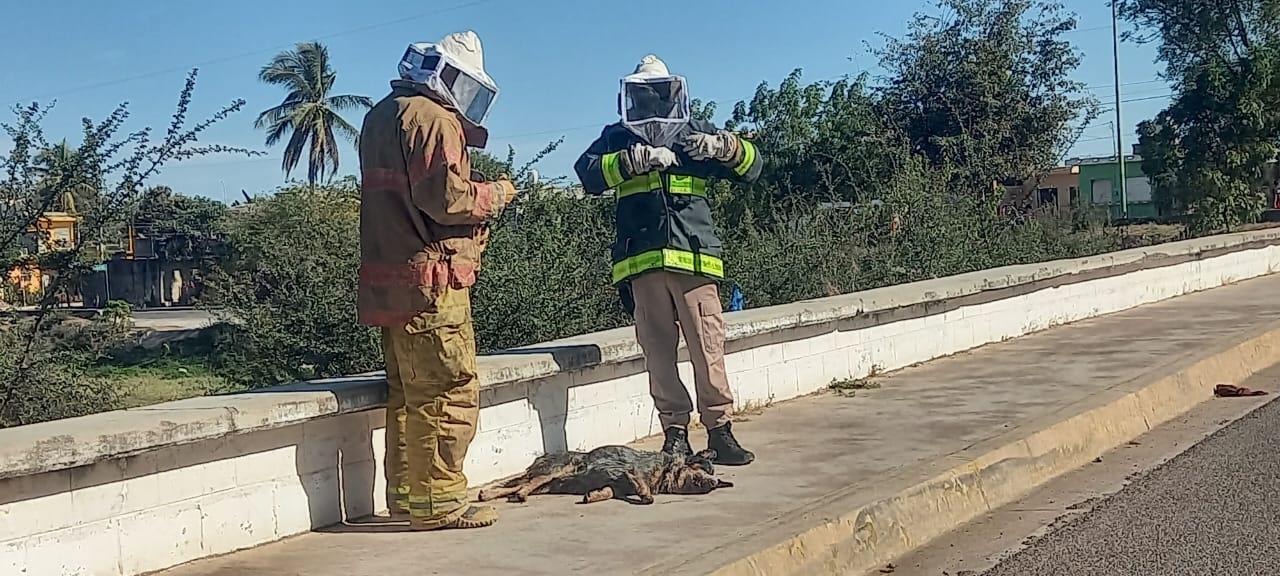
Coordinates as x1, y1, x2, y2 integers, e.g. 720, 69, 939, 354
619, 54, 689, 147
398, 31, 499, 128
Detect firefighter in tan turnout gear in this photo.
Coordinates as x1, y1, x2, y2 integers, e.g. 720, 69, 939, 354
574, 55, 764, 466
357, 30, 514, 531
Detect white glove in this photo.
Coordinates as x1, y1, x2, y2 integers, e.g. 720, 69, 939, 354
681, 131, 739, 162
626, 143, 679, 174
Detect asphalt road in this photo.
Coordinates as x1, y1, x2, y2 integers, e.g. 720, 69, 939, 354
982, 399, 1280, 576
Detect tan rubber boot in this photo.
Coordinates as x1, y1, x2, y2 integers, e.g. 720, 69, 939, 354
411, 505, 498, 531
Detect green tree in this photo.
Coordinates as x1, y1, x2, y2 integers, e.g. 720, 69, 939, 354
132, 186, 230, 262
472, 192, 625, 352
34, 140, 98, 213
0, 71, 255, 427
1136, 55, 1280, 231
728, 71, 904, 209
207, 178, 379, 387
876, 0, 1096, 194
1121, 0, 1280, 231
690, 98, 718, 122
1118, 0, 1280, 80
715, 0, 1112, 306
255, 42, 372, 186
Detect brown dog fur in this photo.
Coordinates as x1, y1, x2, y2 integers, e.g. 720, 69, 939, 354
477, 445, 732, 505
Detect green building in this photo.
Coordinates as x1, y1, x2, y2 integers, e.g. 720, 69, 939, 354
1073, 155, 1158, 220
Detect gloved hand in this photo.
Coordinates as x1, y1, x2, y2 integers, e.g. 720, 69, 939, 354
623, 143, 679, 175
617, 280, 636, 317
493, 179, 518, 211
681, 130, 740, 162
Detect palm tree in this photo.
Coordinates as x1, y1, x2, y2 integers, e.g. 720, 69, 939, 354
35, 140, 96, 213
255, 42, 372, 186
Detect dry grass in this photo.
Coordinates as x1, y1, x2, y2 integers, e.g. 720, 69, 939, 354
829, 365, 884, 397
88, 358, 226, 409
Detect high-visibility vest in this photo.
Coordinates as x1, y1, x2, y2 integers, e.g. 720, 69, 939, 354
574, 119, 762, 284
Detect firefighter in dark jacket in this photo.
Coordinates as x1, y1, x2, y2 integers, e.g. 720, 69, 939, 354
574, 55, 763, 465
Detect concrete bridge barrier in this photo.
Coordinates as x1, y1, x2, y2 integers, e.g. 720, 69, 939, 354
4, 229, 1280, 576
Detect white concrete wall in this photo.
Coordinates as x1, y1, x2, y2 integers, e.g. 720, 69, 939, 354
462, 245, 1280, 483
3, 243, 1279, 576
0, 412, 380, 576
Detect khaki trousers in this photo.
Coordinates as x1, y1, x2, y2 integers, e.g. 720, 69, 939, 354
382, 286, 480, 529
631, 270, 734, 430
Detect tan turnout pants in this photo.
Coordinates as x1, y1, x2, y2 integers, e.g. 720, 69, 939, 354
631, 270, 734, 430
382, 286, 480, 530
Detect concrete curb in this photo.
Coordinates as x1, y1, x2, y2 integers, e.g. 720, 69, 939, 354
650, 319, 1280, 576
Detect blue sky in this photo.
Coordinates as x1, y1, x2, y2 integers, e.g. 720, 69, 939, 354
1, 0, 1169, 203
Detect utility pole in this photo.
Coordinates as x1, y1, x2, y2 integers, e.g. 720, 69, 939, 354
100, 230, 110, 305
1111, 0, 1129, 220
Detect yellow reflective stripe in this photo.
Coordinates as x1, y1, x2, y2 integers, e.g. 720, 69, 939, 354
663, 249, 695, 271
408, 506, 464, 518
616, 173, 707, 198
697, 254, 724, 277
387, 486, 410, 495
616, 172, 662, 198
405, 493, 468, 516
611, 250, 664, 282
668, 175, 707, 196
733, 140, 757, 176
611, 249, 725, 283
406, 493, 467, 503
601, 152, 625, 188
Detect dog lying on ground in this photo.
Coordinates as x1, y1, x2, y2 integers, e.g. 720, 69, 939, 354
477, 445, 733, 505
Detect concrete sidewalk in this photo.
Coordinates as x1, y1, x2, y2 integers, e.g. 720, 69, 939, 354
158, 274, 1280, 576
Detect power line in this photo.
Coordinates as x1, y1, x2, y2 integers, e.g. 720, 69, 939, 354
1099, 93, 1174, 107
1123, 93, 1174, 103
1074, 92, 1177, 144
13, 0, 503, 102
1084, 79, 1164, 91
1065, 25, 1113, 35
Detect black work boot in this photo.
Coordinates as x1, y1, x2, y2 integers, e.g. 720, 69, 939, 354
662, 426, 694, 458
707, 422, 754, 466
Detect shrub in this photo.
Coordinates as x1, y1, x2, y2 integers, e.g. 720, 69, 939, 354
0, 314, 127, 427
472, 191, 628, 352
205, 168, 1127, 392
206, 179, 382, 388
0, 71, 252, 427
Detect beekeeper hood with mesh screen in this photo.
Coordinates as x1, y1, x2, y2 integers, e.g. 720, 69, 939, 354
398, 31, 498, 148
619, 55, 689, 148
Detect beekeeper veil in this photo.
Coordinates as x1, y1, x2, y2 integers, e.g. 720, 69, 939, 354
398, 31, 499, 142
619, 55, 689, 147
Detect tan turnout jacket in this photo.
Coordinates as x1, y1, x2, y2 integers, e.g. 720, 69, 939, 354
357, 81, 504, 327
